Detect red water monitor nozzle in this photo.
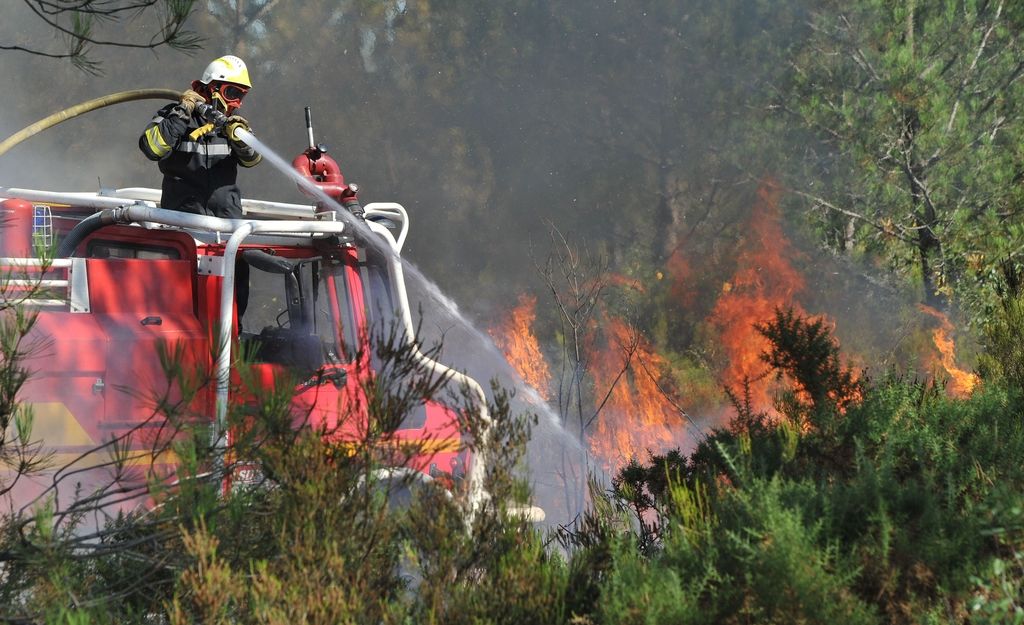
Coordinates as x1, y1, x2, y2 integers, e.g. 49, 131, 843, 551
291, 107, 359, 211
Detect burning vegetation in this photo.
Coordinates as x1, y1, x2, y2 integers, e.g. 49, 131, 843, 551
706, 181, 809, 417
490, 181, 980, 472
918, 304, 980, 397
488, 294, 552, 401
583, 314, 688, 471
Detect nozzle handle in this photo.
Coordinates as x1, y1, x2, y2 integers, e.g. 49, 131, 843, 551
195, 102, 228, 129
304, 106, 316, 150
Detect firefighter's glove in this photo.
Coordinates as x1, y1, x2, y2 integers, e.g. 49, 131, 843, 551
179, 89, 205, 115
225, 115, 252, 142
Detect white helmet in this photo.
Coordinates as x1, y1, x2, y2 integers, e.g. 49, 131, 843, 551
199, 55, 252, 88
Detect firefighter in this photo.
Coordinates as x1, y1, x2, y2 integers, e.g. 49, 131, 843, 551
139, 54, 262, 219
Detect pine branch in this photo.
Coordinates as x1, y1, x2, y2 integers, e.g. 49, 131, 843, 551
4, 0, 201, 74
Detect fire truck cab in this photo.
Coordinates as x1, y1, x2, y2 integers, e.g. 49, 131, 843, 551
0, 186, 489, 516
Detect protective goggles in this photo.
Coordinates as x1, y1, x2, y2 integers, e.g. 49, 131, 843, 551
214, 82, 249, 105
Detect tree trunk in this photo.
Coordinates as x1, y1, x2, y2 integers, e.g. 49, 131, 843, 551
902, 107, 945, 308
915, 211, 944, 308
907, 158, 945, 308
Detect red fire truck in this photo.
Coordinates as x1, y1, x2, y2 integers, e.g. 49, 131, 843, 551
0, 164, 490, 518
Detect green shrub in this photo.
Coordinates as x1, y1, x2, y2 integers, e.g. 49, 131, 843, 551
979, 289, 1024, 388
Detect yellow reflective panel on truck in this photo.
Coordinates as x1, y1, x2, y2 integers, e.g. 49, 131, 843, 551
13, 402, 178, 468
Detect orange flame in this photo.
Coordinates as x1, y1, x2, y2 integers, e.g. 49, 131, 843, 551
489, 294, 552, 400
586, 315, 686, 470
707, 181, 806, 415
918, 304, 979, 397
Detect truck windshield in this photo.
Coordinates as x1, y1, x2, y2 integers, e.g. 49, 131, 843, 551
360, 245, 399, 333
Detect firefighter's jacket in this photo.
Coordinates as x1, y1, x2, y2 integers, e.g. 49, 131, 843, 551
139, 103, 261, 218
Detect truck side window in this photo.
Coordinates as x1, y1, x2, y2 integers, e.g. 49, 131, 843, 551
87, 240, 181, 260
241, 257, 356, 369
320, 260, 358, 362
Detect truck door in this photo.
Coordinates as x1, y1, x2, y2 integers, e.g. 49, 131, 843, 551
238, 249, 364, 435
77, 232, 206, 481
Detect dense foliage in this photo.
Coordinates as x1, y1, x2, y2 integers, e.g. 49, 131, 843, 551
780, 0, 1024, 312
605, 306, 1024, 624
0, 305, 1020, 623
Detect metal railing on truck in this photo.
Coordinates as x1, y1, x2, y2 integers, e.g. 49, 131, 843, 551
0, 258, 88, 311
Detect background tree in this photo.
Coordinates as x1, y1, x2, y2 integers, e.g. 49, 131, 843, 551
778, 0, 1024, 310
